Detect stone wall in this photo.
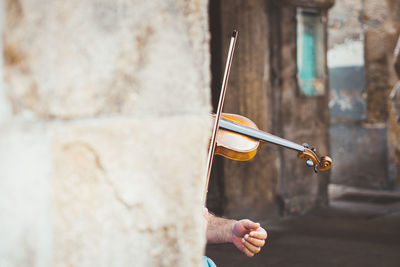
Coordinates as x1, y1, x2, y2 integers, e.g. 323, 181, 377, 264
364, 0, 392, 123
388, 5, 400, 187
0, 0, 211, 266
328, 0, 400, 189
278, 4, 331, 214
328, 0, 385, 189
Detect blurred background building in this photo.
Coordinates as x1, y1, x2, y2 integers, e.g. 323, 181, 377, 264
206, 0, 400, 266
207, 0, 400, 218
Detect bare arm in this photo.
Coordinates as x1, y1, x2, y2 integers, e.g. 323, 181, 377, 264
205, 209, 268, 257
206, 212, 236, 243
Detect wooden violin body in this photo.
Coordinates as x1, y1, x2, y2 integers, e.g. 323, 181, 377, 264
214, 113, 259, 161
213, 113, 332, 172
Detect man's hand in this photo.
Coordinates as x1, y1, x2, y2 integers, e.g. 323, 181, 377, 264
205, 210, 267, 257
231, 219, 267, 257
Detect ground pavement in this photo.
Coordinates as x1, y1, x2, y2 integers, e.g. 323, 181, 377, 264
206, 185, 400, 267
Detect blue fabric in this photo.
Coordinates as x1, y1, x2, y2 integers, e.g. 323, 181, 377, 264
203, 256, 217, 267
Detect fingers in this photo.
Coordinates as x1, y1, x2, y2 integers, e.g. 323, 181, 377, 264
249, 227, 268, 240
242, 238, 261, 255
240, 227, 268, 257
242, 245, 255, 257
233, 220, 268, 257
245, 235, 266, 247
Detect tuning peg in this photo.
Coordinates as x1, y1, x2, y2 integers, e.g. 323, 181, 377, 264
306, 159, 314, 167
302, 143, 309, 148
311, 147, 317, 153
314, 165, 318, 173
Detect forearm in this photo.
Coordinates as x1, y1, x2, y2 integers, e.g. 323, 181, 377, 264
206, 212, 237, 244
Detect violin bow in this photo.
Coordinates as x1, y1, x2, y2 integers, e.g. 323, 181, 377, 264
203, 30, 238, 205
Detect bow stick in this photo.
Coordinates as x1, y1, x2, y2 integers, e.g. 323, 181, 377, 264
203, 30, 238, 205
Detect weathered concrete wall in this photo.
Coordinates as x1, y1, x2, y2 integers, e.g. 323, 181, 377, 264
328, 0, 400, 189
279, 5, 330, 214
0, 0, 211, 266
327, 0, 386, 189
386, 0, 400, 188
389, 34, 400, 187
389, 82, 400, 186
364, 0, 392, 123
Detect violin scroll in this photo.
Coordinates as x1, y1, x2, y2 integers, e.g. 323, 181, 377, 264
298, 147, 332, 172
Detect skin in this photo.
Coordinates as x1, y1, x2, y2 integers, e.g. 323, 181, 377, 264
204, 208, 267, 257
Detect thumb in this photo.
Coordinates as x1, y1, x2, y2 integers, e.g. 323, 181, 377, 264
243, 220, 260, 230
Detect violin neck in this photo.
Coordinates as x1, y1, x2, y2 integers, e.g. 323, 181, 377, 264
219, 118, 305, 152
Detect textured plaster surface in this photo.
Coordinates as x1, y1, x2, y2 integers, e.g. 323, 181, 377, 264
0, 0, 211, 266
0, 122, 54, 267
3, 0, 210, 119
328, 0, 363, 49
51, 117, 210, 267
278, 6, 330, 214
328, 0, 400, 189
330, 123, 388, 189
363, 0, 392, 123
329, 66, 366, 121
389, 35, 400, 186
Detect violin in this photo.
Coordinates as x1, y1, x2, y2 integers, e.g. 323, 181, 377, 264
213, 113, 332, 172
203, 30, 332, 203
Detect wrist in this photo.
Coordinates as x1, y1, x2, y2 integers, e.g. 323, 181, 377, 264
230, 219, 238, 243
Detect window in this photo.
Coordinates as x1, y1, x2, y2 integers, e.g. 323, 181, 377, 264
296, 8, 325, 96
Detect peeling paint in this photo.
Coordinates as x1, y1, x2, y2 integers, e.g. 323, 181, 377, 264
328, 40, 364, 68
329, 66, 366, 120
